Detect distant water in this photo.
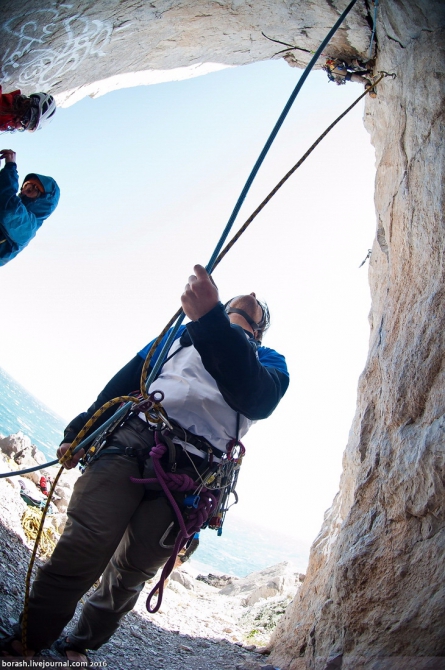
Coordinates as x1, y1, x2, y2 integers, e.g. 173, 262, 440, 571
0, 366, 309, 576
0, 367, 66, 457
191, 517, 309, 576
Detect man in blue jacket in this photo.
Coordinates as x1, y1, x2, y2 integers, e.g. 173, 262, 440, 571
1, 265, 289, 663
0, 149, 60, 265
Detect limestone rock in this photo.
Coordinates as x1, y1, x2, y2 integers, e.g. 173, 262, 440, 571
196, 572, 237, 589
269, 2, 445, 669
220, 562, 302, 606
170, 569, 198, 591
240, 593, 296, 647
0, 432, 32, 458
0, 433, 79, 502
14, 447, 44, 486
0, 433, 51, 485
53, 482, 72, 513
0, 1, 372, 106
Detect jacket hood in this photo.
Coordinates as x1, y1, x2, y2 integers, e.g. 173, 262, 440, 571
22, 172, 60, 221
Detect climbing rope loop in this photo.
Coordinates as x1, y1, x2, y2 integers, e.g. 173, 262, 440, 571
130, 431, 218, 612
21, 508, 57, 560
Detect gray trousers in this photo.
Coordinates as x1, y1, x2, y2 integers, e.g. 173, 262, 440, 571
25, 453, 182, 651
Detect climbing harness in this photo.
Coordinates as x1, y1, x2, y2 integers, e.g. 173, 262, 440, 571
77, 390, 169, 472
121, 404, 245, 611
206, 437, 245, 535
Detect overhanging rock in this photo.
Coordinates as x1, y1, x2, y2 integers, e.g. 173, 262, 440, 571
1, 0, 371, 106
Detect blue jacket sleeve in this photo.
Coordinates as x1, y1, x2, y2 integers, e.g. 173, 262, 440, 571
186, 302, 289, 420
0, 163, 39, 247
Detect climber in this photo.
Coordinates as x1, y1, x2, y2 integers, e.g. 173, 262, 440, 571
39, 475, 52, 496
323, 58, 377, 97
0, 149, 60, 265
0, 264, 289, 664
0, 87, 56, 133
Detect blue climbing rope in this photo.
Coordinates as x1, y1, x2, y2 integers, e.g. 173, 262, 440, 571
143, 0, 360, 392
0, 402, 132, 479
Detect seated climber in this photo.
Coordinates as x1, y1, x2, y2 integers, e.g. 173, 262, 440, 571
0, 264, 289, 664
0, 149, 60, 265
323, 58, 377, 97
0, 87, 56, 133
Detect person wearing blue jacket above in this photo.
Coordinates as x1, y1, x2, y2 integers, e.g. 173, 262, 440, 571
0, 265, 289, 664
0, 149, 60, 265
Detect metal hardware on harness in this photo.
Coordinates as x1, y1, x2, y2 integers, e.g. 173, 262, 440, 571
135, 391, 163, 414
78, 407, 133, 471
207, 438, 245, 536
137, 391, 175, 430
79, 390, 169, 471
159, 521, 176, 549
183, 494, 200, 509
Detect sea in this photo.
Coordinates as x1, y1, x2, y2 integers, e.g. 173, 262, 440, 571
0, 366, 309, 577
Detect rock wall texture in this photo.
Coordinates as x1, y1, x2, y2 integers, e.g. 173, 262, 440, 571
1, 1, 444, 669
270, 2, 445, 669
0, 0, 372, 105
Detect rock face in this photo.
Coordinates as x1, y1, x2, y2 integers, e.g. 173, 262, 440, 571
269, 3, 445, 669
1, 1, 444, 668
0, 0, 372, 105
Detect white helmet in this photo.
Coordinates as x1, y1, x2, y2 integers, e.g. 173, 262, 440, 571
26, 92, 57, 132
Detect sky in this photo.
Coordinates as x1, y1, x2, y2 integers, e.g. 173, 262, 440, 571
0, 59, 377, 547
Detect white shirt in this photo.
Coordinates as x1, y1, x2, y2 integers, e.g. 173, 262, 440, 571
143, 339, 253, 453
